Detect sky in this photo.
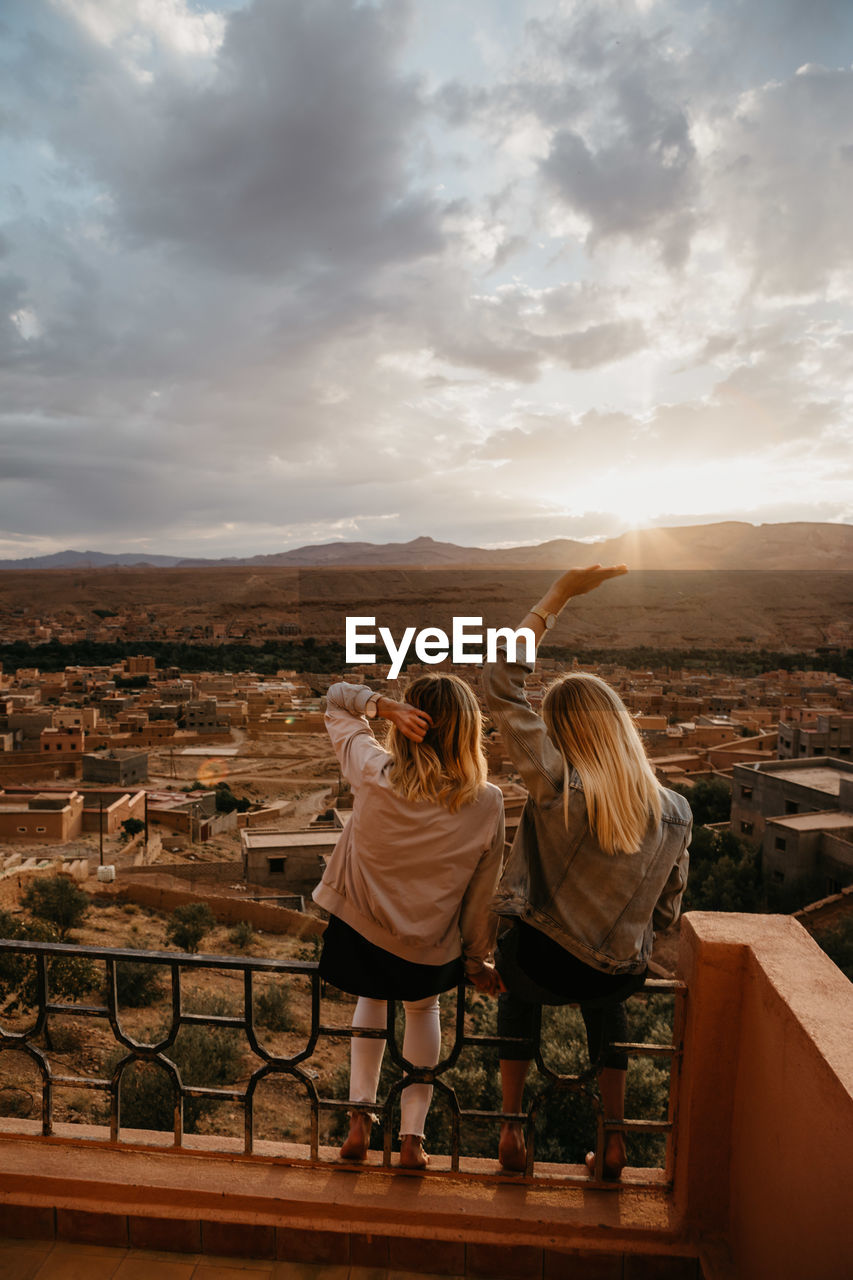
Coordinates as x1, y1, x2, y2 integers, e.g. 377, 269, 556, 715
2, 0, 853, 560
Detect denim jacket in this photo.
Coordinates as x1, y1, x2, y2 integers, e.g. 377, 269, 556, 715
482, 649, 691, 975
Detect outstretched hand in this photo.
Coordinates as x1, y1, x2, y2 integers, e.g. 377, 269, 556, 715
555, 564, 628, 599
535, 563, 627, 618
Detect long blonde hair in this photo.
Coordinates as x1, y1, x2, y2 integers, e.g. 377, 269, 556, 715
542, 673, 662, 855
386, 674, 487, 812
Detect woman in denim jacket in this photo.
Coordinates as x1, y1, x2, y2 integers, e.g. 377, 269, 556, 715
482, 566, 691, 1179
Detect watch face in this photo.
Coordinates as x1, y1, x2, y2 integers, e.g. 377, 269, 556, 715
365, 698, 378, 718
546, 613, 557, 629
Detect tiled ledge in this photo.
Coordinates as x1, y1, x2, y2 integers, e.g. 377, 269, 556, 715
0, 1124, 701, 1279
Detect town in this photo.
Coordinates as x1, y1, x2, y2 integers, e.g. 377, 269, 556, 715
1, 630, 851, 1276
1, 641, 851, 942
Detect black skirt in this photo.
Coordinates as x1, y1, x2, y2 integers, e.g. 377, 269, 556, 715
506, 919, 647, 1003
318, 914, 464, 1001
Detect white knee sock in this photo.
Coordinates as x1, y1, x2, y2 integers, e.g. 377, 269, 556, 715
348, 994, 442, 1139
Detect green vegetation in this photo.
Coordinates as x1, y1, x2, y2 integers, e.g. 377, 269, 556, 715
682, 827, 762, 913
672, 777, 731, 826
120, 817, 146, 841
114, 1021, 243, 1132
0, 909, 99, 1013
812, 919, 853, 982
111, 959, 165, 1008
114, 673, 150, 688
253, 982, 295, 1032
330, 990, 674, 1168
165, 903, 215, 954
214, 782, 251, 814
0, 638, 347, 675
228, 920, 255, 949
21, 876, 90, 940
0, 637, 850, 679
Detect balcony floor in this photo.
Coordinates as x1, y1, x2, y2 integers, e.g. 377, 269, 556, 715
1, 1237, 446, 1280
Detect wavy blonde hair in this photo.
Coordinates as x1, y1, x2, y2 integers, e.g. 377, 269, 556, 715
542, 673, 662, 856
386, 673, 487, 812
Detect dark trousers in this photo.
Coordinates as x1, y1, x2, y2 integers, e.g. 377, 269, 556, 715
495, 924, 646, 1070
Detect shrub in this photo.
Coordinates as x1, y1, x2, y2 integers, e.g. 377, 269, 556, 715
254, 982, 294, 1032
165, 903, 215, 954
0, 910, 99, 1012
111, 960, 165, 1008
329, 989, 673, 1168
115, 1019, 244, 1133
214, 783, 251, 814
228, 920, 255, 949
21, 876, 90, 939
671, 778, 731, 826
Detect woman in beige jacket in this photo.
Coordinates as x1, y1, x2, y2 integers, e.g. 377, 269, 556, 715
313, 673, 505, 1169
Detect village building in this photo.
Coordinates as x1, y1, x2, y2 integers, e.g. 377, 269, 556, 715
0, 789, 84, 843
777, 712, 853, 760
731, 757, 853, 895
240, 827, 345, 892
82, 748, 149, 786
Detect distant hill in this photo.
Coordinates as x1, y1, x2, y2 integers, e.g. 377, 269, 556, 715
0, 549, 183, 570
2, 521, 851, 572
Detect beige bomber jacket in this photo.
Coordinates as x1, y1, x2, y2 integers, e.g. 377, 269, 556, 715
312, 682, 505, 978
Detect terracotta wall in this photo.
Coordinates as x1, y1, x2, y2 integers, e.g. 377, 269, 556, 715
676, 913, 853, 1280
109, 876, 324, 938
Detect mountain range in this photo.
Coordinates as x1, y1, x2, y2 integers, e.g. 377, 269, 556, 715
1, 521, 851, 572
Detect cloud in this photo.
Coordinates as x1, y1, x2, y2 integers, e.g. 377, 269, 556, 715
703, 64, 853, 295
0, 0, 851, 558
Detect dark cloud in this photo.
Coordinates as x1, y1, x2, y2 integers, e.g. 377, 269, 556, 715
0, 0, 850, 557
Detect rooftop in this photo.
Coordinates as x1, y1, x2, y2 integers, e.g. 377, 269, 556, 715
241, 830, 342, 850
0, 914, 851, 1278
767, 810, 853, 833
767, 766, 844, 794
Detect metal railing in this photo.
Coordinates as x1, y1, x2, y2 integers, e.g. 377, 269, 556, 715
0, 939, 685, 1186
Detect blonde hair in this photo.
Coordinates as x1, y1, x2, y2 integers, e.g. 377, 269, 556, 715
542, 673, 662, 856
386, 674, 487, 812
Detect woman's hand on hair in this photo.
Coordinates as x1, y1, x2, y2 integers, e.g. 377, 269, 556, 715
378, 698, 433, 742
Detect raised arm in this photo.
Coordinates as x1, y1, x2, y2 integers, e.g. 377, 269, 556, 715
481, 565, 628, 804
324, 682, 432, 785
518, 564, 628, 645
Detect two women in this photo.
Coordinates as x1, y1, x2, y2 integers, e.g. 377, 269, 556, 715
313, 673, 504, 1168
315, 565, 691, 1176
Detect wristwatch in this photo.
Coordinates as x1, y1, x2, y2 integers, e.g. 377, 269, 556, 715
529, 606, 557, 630
365, 694, 380, 719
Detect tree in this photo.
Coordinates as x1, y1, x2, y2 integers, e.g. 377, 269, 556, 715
813, 919, 853, 982
111, 959, 165, 1008
214, 783, 251, 814
165, 903, 215, 954
121, 817, 145, 841
0, 910, 99, 1013
22, 876, 90, 940
671, 778, 731, 827
114, 1021, 243, 1132
683, 828, 761, 913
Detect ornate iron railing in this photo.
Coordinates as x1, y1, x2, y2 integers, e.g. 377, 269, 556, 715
0, 939, 685, 1186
